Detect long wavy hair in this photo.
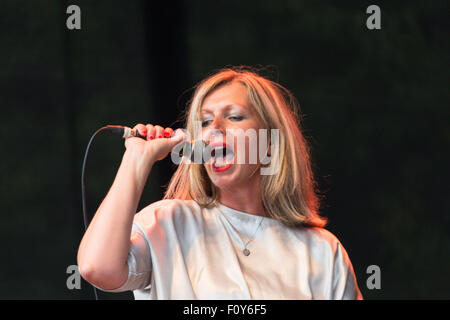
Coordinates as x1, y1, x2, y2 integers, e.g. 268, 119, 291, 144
164, 67, 327, 228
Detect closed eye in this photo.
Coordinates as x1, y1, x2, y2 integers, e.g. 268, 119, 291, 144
202, 115, 244, 127
201, 120, 212, 127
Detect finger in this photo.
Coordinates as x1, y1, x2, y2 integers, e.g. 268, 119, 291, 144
145, 124, 155, 140
154, 125, 165, 139
133, 124, 147, 138
164, 127, 174, 138
170, 128, 187, 143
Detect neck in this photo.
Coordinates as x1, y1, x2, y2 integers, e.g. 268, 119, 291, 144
217, 178, 265, 217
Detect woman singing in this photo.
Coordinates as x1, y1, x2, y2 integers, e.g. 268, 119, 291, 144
77, 67, 363, 299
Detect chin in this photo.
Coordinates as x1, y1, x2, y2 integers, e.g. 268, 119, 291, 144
206, 165, 255, 190
211, 177, 238, 190
207, 173, 237, 190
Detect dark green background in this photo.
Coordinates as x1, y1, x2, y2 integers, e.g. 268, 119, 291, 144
1, 0, 448, 299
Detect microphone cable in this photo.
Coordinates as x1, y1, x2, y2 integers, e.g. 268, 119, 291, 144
80, 126, 111, 300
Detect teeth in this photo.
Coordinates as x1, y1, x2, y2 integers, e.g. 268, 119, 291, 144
212, 146, 234, 167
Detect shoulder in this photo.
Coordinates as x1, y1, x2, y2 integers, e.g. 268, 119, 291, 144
298, 227, 356, 271
306, 227, 341, 248
142, 199, 201, 214
133, 199, 202, 228
132, 199, 210, 246
292, 226, 345, 257
299, 228, 362, 299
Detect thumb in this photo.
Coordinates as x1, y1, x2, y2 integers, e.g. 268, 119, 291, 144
170, 128, 188, 144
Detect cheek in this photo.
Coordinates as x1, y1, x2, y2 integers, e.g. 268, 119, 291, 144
198, 128, 207, 140
233, 133, 260, 163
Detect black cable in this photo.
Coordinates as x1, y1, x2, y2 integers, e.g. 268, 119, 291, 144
81, 126, 110, 300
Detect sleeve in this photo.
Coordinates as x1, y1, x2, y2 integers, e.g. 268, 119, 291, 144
332, 242, 363, 300
97, 222, 152, 293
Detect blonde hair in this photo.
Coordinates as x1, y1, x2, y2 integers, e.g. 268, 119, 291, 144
164, 67, 327, 228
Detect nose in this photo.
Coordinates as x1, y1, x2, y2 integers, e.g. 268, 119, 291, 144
202, 117, 226, 142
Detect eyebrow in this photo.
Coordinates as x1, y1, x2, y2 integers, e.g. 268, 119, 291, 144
201, 104, 245, 114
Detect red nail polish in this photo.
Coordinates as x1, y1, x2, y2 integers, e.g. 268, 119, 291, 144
158, 135, 163, 139
164, 132, 170, 138
149, 136, 154, 140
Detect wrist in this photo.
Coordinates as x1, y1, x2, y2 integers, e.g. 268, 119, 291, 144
121, 149, 155, 190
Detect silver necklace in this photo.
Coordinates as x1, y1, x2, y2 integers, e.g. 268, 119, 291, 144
216, 205, 265, 256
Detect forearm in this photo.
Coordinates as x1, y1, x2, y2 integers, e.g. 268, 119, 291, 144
77, 150, 154, 288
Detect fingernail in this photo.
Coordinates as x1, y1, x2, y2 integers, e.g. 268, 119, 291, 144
158, 135, 163, 139
149, 136, 154, 140
164, 132, 170, 138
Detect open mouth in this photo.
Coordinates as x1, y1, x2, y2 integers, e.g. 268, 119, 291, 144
211, 144, 234, 171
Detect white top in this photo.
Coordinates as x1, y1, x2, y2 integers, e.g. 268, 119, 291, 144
100, 199, 363, 300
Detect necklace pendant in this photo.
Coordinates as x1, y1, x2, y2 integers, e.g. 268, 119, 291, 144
243, 248, 250, 256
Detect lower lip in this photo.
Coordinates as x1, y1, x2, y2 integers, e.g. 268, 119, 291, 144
212, 162, 233, 172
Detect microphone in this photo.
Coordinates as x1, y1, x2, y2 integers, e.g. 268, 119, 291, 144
104, 125, 210, 163
104, 125, 147, 139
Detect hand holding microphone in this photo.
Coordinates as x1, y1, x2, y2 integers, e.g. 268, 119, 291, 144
105, 124, 210, 166
113, 124, 186, 163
